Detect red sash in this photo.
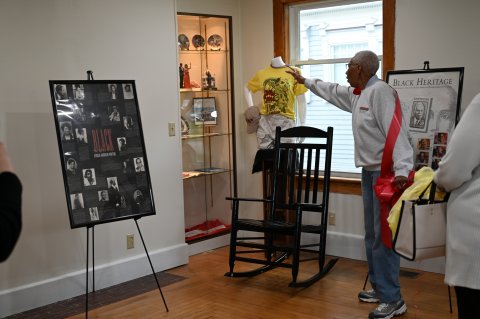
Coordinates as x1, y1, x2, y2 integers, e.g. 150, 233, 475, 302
373, 95, 414, 248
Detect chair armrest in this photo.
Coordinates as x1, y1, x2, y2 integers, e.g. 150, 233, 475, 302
226, 197, 273, 204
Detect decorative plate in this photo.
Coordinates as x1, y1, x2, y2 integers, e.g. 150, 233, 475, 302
192, 34, 205, 50
207, 34, 223, 50
178, 34, 190, 50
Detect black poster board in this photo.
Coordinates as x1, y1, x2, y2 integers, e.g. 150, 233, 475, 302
386, 67, 464, 171
50, 80, 155, 228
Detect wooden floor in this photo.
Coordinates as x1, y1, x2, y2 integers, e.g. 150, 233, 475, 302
67, 246, 457, 319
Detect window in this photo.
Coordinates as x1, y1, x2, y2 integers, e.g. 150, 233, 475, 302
289, 0, 383, 176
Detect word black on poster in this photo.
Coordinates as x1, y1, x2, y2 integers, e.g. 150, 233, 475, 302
50, 80, 155, 228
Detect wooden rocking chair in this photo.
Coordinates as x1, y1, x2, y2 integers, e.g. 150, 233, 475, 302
225, 126, 338, 287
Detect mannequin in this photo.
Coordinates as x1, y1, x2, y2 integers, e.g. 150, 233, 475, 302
244, 56, 290, 106
270, 56, 286, 68
244, 56, 307, 149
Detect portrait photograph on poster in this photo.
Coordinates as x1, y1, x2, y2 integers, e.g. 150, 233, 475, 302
50, 80, 155, 229
386, 67, 464, 170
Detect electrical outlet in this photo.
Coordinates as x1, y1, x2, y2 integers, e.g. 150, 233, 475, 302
168, 123, 176, 136
329, 212, 336, 226
127, 234, 134, 249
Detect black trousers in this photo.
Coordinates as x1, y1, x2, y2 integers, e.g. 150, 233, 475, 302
455, 286, 480, 318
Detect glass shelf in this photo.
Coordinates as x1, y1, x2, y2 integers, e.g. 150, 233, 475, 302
182, 168, 231, 180
181, 132, 230, 140
179, 49, 230, 54
180, 88, 229, 93
178, 12, 236, 244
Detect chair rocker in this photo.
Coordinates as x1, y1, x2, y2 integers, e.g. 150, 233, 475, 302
225, 126, 338, 287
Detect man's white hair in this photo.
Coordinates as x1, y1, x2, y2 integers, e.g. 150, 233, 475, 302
353, 50, 379, 76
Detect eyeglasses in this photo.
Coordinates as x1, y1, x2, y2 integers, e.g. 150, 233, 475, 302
346, 62, 359, 69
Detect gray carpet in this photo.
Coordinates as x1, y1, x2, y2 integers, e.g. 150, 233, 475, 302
6, 271, 184, 319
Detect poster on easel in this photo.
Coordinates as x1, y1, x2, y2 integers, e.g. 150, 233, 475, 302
50, 80, 155, 228
386, 67, 464, 171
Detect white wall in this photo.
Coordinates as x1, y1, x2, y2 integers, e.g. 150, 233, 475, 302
0, 0, 187, 317
396, 0, 480, 113
237, 0, 274, 205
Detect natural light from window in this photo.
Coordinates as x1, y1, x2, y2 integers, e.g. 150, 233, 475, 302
290, 1, 382, 176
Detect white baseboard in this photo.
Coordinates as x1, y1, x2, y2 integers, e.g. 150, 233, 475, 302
230, 230, 445, 274
187, 234, 230, 256
196, 231, 445, 274
325, 231, 367, 260
0, 243, 188, 318
325, 231, 445, 274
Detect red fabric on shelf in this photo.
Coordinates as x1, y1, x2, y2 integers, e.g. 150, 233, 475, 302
185, 219, 231, 241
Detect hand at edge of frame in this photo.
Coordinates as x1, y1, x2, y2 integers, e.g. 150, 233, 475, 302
0, 143, 14, 174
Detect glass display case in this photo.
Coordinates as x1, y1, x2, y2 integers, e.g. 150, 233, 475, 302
177, 13, 236, 243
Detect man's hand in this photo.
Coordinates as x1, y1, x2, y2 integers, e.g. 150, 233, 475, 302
393, 175, 408, 190
286, 67, 306, 85
0, 143, 14, 174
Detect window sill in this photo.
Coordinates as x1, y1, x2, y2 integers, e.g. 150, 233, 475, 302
307, 176, 361, 195
328, 176, 361, 195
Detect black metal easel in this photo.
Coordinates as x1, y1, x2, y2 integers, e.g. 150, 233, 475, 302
84, 219, 169, 317
134, 217, 169, 312
85, 225, 94, 319
84, 70, 95, 319
82, 70, 168, 318
421, 61, 453, 314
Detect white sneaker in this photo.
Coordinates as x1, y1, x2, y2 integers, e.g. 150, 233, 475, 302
368, 299, 407, 319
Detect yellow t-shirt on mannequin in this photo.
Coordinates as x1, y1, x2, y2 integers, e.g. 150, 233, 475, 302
247, 66, 308, 120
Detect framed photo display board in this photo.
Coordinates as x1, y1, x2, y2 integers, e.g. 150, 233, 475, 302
50, 80, 155, 229
386, 68, 464, 171
193, 97, 217, 125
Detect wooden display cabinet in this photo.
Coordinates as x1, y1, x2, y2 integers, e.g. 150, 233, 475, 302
177, 13, 236, 243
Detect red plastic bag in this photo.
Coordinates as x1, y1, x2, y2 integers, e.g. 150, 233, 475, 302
374, 171, 414, 248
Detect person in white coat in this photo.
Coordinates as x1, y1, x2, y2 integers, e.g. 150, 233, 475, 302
434, 93, 480, 319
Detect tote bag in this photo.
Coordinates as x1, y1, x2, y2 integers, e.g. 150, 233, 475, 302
392, 183, 447, 261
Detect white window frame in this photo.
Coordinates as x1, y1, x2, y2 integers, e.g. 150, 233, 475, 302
289, 0, 383, 177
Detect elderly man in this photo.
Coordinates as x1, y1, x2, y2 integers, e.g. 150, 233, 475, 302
288, 50, 413, 319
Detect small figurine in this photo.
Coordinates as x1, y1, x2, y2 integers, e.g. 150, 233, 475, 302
202, 71, 217, 90
183, 63, 191, 89
206, 71, 213, 88
179, 63, 184, 88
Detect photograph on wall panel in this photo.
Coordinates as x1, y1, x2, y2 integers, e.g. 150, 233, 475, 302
386, 67, 464, 171
49, 80, 155, 229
